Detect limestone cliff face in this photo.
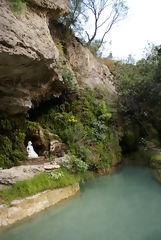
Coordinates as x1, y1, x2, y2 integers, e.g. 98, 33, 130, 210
0, 0, 116, 114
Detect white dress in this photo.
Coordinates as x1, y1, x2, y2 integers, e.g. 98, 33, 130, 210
26, 141, 38, 158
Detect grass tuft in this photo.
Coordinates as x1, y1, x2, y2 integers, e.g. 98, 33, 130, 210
0, 168, 82, 203
151, 154, 161, 162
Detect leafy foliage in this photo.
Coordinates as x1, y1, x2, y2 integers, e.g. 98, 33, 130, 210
9, 0, 26, 14
60, 0, 128, 51
9, 0, 32, 14
38, 88, 121, 171
113, 44, 161, 149
62, 67, 75, 89
0, 88, 121, 171
0, 113, 27, 168
151, 154, 161, 162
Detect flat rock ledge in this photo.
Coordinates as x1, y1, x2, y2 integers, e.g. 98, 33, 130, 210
0, 162, 61, 187
0, 183, 79, 228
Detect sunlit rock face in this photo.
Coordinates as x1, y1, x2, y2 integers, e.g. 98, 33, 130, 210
32, 0, 71, 17
0, 0, 71, 114
49, 21, 117, 100
0, 0, 116, 114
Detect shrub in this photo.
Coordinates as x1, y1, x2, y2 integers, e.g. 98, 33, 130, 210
54, 38, 64, 56
102, 58, 116, 72
9, 0, 26, 14
98, 112, 112, 121
0, 113, 28, 168
62, 67, 75, 89
50, 170, 64, 180
36, 87, 121, 171
62, 154, 88, 173
151, 154, 161, 162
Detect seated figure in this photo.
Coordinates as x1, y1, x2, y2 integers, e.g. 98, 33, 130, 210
26, 141, 38, 158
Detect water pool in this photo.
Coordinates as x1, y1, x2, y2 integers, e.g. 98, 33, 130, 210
1, 166, 161, 240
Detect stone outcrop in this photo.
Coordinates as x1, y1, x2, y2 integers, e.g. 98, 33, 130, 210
31, 0, 71, 17
0, 0, 71, 114
50, 20, 117, 99
0, 162, 61, 186
0, 154, 70, 187
0, 0, 115, 114
26, 125, 67, 157
0, 183, 79, 227
0, 164, 44, 185
68, 39, 115, 95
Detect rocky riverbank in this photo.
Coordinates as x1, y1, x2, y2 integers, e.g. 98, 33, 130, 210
0, 183, 79, 228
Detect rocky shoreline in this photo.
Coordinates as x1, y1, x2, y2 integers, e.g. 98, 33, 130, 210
0, 183, 79, 228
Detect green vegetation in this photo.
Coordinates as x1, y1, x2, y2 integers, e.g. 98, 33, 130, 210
62, 67, 75, 89
0, 168, 82, 203
0, 113, 28, 168
151, 154, 161, 162
61, 154, 88, 173
60, 0, 128, 53
0, 87, 121, 172
9, 0, 32, 14
54, 38, 64, 56
9, 0, 26, 14
0, 112, 45, 168
112, 44, 161, 151
38, 88, 121, 172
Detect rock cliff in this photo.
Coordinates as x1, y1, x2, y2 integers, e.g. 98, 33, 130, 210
0, 0, 116, 114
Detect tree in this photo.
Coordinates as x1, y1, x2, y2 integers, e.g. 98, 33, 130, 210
83, 0, 128, 48
60, 0, 128, 50
59, 0, 86, 35
113, 44, 161, 133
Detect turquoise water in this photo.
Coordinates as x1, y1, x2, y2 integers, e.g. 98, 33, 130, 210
1, 166, 161, 240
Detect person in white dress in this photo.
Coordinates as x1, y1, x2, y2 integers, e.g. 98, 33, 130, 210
26, 141, 38, 158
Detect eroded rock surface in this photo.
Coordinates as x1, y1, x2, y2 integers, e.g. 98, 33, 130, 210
49, 20, 117, 99
0, 0, 115, 114
0, 162, 62, 186
0, 0, 71, 113
0, 183, 79, 227
32, 0, 71, 17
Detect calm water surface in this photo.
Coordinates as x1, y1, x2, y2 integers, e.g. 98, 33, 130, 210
1, 166, 161, 240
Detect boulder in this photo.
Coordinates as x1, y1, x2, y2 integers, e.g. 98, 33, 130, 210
0, 165, 44, 185
0, 162, 61, 186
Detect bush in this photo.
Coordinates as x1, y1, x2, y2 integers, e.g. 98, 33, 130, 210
151, 154, 161, 162
62, 67, 75, 89
0, 113, 28, 168
70, 154, 88, 173
9, 0, 26, 14
54, 38, 64, 56
37, 88, 121, 171
102, 58, 116, 72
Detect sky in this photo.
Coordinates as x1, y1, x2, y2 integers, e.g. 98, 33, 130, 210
103, 0, 161, 60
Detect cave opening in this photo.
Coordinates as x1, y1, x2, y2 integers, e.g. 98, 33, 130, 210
28, 95, 65, 122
